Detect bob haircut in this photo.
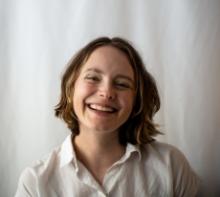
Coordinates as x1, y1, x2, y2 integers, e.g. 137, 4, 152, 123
55, 37, 161, 145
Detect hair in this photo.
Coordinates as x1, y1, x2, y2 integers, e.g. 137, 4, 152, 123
55, 37, 161, 145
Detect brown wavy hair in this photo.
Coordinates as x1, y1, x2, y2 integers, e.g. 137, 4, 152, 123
55, 37, 161, 145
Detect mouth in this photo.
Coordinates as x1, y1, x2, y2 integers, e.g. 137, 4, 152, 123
87, 103, 118, 113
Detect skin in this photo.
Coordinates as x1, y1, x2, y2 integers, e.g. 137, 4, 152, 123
72, 46, 135, 185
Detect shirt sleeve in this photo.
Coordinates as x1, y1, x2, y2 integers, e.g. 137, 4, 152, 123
15, 168, 39, 197
169, 147, 200, 197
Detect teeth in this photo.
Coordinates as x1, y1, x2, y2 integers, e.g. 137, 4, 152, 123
89, 104, 115, 112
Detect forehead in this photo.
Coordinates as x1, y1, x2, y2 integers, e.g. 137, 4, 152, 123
81, 46, 134, 77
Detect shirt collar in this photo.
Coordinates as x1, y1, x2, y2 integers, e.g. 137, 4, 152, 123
59, 134, 79, 171
59, 134, 142, 169
119, 143, 142, 164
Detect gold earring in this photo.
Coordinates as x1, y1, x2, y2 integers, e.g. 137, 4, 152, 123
67, 96, 71, 103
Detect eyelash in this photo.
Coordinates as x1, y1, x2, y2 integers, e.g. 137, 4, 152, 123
84, 75, 132, 89
85, 76, 100, 82
114, 82, 131, 89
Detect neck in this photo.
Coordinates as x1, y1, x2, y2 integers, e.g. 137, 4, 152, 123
72, 128, 125, 184
74, 128, 125, 160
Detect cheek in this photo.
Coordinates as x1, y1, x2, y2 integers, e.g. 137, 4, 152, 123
73, 82, 95, 103
122, 92, 135, 110
72, 81, 85, 106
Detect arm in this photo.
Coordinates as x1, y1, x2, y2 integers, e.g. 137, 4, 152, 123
170, 147, 200, 197
15, 168, 39, 197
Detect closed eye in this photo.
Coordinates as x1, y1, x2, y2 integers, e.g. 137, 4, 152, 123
84, 75, 100, 82
115, 82, 131, 89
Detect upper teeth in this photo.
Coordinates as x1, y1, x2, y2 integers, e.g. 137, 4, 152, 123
89, 104, 115, 112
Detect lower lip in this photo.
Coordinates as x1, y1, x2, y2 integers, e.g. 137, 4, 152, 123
87, 106, 116, 117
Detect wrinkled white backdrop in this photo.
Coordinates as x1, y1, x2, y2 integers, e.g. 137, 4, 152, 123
0, 0, 220, 196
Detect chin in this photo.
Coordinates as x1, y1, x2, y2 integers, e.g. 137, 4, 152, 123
90, 125, 119, 133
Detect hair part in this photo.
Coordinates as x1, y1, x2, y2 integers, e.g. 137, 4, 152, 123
55, 37, 161, 145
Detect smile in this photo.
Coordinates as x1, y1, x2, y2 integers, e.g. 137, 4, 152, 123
87, 103, 117, 113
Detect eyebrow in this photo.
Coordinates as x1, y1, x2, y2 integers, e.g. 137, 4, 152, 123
85, 68, 134, 83
85, 68, 102, 74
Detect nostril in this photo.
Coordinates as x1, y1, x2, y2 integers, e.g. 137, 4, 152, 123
99, 91, 115, 100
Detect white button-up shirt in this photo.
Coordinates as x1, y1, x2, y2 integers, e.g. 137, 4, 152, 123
15, 135, 199, 197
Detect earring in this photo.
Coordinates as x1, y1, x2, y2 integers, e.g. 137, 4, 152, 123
67, 96, 71, 103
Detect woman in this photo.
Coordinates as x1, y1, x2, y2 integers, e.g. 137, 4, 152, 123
15, 37, 199, 196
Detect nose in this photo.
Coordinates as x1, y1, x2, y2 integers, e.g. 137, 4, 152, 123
98, 83, 116, 100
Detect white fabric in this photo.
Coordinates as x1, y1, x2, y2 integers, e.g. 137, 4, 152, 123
15, 135, 199, 197
1, 0, 220, 196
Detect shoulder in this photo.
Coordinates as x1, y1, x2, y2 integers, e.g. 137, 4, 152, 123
15, 146, 61, 196
22, 144, 62, 177
140, 141, 187, 164
144, 141, 187, 162
142, 140, 196, 176
15, 135, 74, 196
142, 141, 200, 196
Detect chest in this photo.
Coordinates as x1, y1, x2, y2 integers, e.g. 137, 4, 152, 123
40, 161, 172, 197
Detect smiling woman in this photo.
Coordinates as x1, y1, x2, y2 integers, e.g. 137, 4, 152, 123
15, 37, 200, 197
55, 37, 161, 145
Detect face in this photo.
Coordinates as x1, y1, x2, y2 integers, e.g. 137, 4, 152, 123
73, 46, 135, 134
